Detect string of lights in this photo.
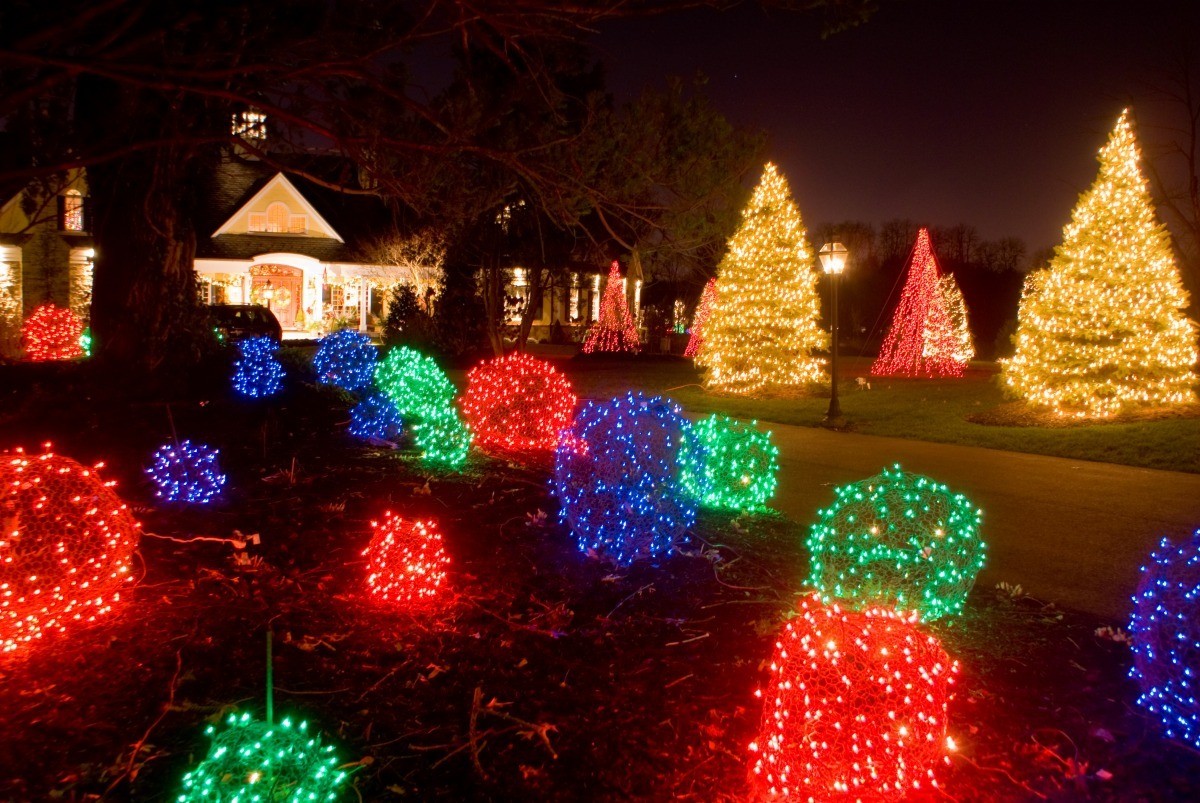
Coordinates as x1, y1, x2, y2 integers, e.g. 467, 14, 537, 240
683, 278, 717, 359
461, 352, 577, 456
362, 513, 451, 608
581, 261, 640, 354
348, 392, 403, 442
1001, 109, 1199, 418
805, 464, 986, 621
312, 329, 379, 392
146, 440, 226, 504
750, 594, 957, 800
1, 447, 140, 655
696, 163, 827, 396
22, 303, 85, 361
678, 414, 778, 512
232, 336, 285, 398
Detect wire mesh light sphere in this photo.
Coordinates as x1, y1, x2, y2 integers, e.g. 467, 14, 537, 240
678, 414, 778, 512
0, 448, 140, 655
373, 346, 456, 421
176, 712, 348, 802
461, 352, 577, 455
805, 464, 986, 621
749, 594, 957, 801
362, 513, 450, 608
232, 336, 285, 398
22, 303, 85, 361
348, 393, 403, 442
146, 440, 226, 504
552, 392, 698, 565
1129, 529, 1200, 749
312, 329, 379, 392
412, 408, 472, 468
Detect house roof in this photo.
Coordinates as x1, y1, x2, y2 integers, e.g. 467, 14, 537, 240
194, 155, 395, 261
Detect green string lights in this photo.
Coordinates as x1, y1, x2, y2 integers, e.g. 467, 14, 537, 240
805, 464, 985, 621
176, 712, 348, 802
678, 414, 778, 512
374, 346, 471, 468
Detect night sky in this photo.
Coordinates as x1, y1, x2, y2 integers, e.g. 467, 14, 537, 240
594, 0, 1197, 253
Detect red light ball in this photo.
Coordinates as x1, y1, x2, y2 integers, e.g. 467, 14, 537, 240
362, 513, 450, 607
749, 594, 956, 800
22, 303, 85, 362
1, 448, 141, 655
461, 352, 577, 456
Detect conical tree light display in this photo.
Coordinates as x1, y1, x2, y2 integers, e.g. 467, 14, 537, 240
696, 163, 827, 395
872, 228, 963, 378
1001, 109, 1199, 418
937, 272, 975, 366
683, 278, 718, 358
582, 261, 640, 354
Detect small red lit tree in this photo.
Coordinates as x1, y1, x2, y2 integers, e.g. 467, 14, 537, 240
749, 594, 956, 800
461, 352, 577, 456
362, 513, 450, 608
582, 261, 640, 354
871, 228, 963, 378
684, 278, 717, 359
22, 303, 85, 361
1, 448, 141, 655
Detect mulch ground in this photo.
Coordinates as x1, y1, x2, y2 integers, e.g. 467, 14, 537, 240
1, 359, 1199, 801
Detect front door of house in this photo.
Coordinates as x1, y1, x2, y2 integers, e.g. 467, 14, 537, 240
250, 265, 303, 329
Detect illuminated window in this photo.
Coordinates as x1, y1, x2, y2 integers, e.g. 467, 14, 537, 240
231, 110, 267, 142
266, 203, 288, 233
248, 213, 267, 232
62, 190, 85, 231
288, 214, 307, 234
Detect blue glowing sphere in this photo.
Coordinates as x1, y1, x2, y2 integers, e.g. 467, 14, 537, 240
313, 329, 378, 392
147, 440, 227, 504
552, 391, 698, 565
349, 393, 403, 442
1130, 529, 1200, 749
232, 336, 285, 398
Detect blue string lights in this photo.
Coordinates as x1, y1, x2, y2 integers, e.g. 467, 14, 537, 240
146, 440, 227, 504
232, 336, 285, 398
312, 329, 379, 392
349, 392, 404, 443
553, 392, 698, 565
1129, 529, 1200, 749
805, 464, 986, 621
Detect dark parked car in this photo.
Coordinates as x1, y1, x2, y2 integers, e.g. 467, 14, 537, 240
209, 304, 283, 343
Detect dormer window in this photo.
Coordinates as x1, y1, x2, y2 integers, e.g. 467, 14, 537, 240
248, 202, 306, 234
60, 189, 85, 232
232, 109, 267, 143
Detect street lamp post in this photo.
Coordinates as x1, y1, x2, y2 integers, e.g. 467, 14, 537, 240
262, 279, 275, 312
818, 241, 848, 425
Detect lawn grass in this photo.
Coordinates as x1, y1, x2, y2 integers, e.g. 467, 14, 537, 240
545, 353, 1200, 474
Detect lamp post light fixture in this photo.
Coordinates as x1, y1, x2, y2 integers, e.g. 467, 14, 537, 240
818, 241, 848, 425
261, 279, 275, 312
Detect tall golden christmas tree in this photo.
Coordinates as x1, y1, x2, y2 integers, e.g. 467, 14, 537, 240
697, 163, 827, 395
1001, 109, 1198, 418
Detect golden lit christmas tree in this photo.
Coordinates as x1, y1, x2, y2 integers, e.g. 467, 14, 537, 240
936, 272, 974, 366
1001, 109, 1198, 418
696, 163, 827, 395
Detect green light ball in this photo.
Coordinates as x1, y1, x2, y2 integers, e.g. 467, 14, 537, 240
805, 464, 986, 621
414, 407, 472, 468
678, 414, 778, 512
374, 346, 456, 422
177, 712, 348, 802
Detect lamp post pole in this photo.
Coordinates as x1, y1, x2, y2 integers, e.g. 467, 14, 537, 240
818, 242, 848, 426
263, 279, 274, 312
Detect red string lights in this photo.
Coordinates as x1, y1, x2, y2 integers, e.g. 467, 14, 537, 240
871, 228, 964, 378
22, 302, 85, 362
461, 352, 577, 456
1, 447, 141, 655
684, 278, 717, 359
582, 261, 640, 354
362, 513, 450, 608
749, 594, 956, 800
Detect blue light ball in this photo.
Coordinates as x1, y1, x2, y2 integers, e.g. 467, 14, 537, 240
147, 440, 227, 504
312, 329, 378, 392
1129, 529, 1200, 749
552, 391, 698, 565
232, 336, 285, 398
349, 393, 403, 442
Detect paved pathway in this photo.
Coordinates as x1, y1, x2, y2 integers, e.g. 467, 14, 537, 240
761, 423, 1200, 621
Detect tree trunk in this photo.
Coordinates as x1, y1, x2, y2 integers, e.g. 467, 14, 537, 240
516, 267, 546, 352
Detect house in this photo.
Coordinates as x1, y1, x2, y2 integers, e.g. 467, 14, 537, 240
0, 169, 95, 356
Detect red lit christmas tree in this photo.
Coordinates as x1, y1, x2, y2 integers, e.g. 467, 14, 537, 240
684, 278, 717, 359
871, 228, 963, 378
582, 261, 640, 354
